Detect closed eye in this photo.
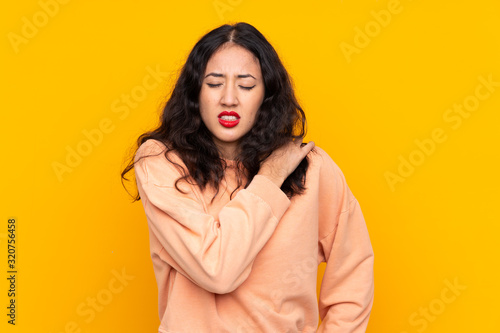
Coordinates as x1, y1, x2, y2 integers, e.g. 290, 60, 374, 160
206, 83, 256, 90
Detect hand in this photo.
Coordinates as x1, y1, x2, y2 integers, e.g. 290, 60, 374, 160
257, 138, 315, 188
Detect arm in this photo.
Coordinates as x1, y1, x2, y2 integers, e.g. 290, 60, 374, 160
134, 140, 291, 294
316, 151, 374, 332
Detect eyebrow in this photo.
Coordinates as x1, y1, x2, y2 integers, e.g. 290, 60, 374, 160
204, 72, 256, 80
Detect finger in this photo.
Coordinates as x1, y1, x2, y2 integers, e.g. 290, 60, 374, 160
299, 139, 311, 147
302, 141, 315, 152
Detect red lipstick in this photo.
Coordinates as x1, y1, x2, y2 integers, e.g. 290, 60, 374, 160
218, 111, 240, 128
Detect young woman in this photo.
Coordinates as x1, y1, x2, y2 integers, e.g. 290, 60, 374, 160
121, 22, 374, 333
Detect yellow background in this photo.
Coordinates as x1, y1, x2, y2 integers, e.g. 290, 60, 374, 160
2, 0, 499, 332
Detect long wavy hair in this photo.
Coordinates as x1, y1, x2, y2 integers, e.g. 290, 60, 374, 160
121, 22, 316, 203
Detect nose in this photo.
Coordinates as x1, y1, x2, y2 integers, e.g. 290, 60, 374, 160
220, 84, 238, 107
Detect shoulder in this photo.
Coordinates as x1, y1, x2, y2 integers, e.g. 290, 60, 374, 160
307, 145, 345, 179
308, 144, 355, 206
135, 139, 168, 162
135, 139, 184, 165
134, 139, 187, 185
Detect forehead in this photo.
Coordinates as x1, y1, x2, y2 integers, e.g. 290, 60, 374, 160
205, 44, 261, 74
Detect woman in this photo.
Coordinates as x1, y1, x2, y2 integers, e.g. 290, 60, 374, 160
121, 22, 374, 333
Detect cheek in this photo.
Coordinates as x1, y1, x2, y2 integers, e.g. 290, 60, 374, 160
199, 89, 207, 107
199, 92, 212, 114
243, 108, 260, 127
200, 90, 218, 109
253, 87, 265, 108
250, 91, 265, 115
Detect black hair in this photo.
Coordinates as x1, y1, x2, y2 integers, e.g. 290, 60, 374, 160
121, 22, 316, 203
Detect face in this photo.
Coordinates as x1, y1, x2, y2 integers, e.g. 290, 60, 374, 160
199, 42, 265, 160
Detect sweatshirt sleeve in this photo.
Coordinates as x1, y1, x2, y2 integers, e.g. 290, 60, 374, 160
316, 150, 374, 332
134, 140, 291, 294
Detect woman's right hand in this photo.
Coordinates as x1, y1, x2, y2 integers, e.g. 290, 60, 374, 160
257, 138, 315, 188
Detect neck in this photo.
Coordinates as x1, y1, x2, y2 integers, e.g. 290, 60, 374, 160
215, 142, 239, 161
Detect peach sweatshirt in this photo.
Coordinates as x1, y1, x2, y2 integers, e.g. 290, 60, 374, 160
134, 139, 374, 333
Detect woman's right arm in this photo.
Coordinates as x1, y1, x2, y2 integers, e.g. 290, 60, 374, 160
134, 140, 300, 294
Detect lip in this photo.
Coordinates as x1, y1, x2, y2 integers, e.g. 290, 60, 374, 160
218, 111, 240, 128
